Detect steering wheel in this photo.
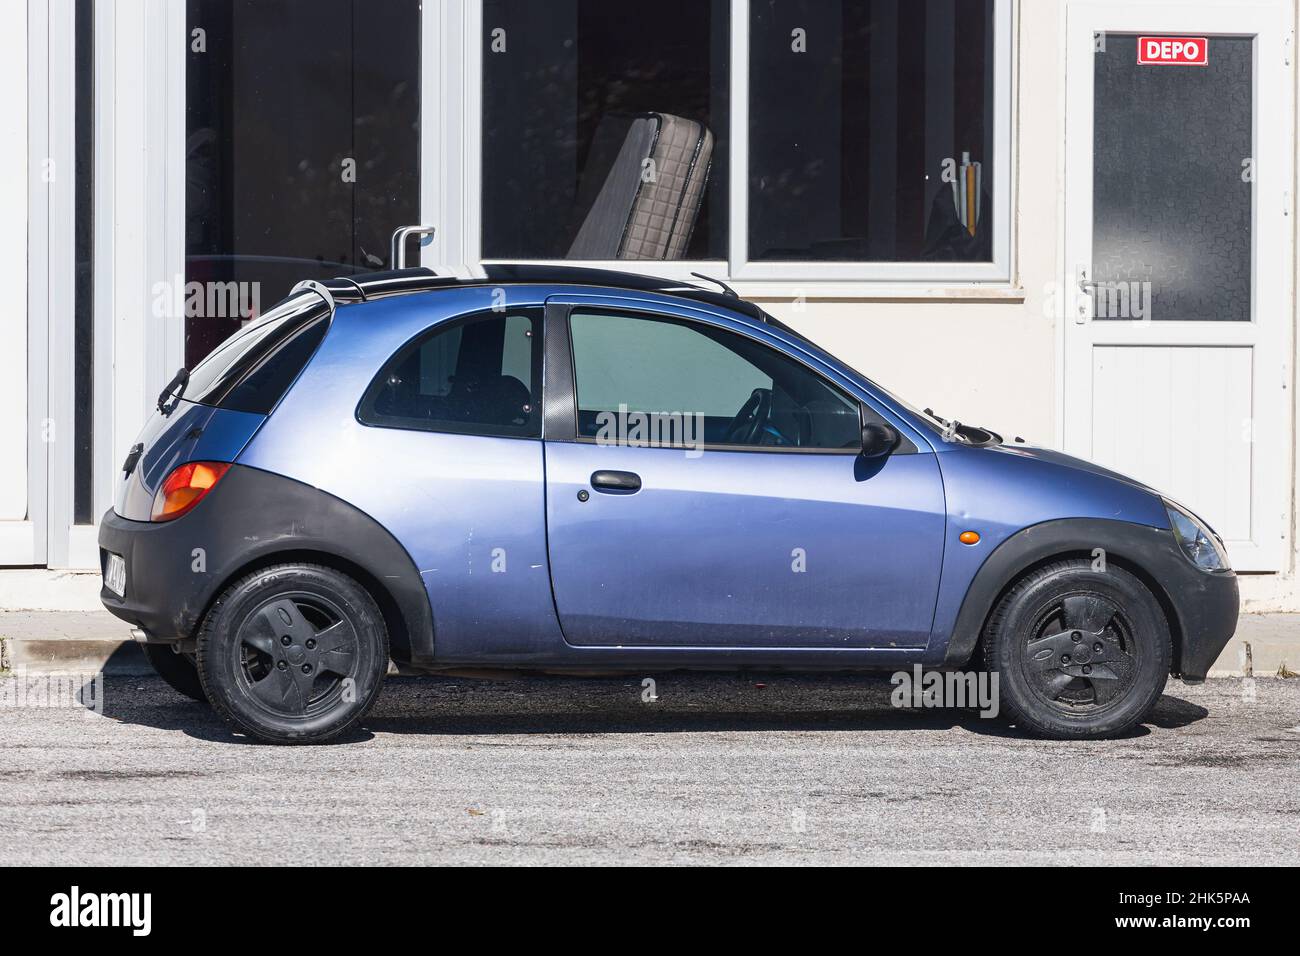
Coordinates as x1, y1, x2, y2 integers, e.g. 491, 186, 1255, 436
724, 388, 774, 445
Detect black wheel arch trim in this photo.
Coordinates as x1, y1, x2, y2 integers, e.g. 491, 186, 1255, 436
98, 464, 434, 665
941, 517, 1239, 681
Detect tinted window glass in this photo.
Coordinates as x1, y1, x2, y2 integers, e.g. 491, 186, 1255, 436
185, 0, 420, 366
569, 311, 861, 450
185, 293, 330, 411
1093, 34, 1252, 321
219, 315, 329, 414
360, 310, 542, 438
74, 0, 95, 523
481, 0, 729, 261
749, 0, 995, 263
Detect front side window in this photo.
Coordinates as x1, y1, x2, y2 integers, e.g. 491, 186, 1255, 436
359, 310, 542, 438
481, 0, 729, 262
569, 311, 861, 450
749, 0, 996, 264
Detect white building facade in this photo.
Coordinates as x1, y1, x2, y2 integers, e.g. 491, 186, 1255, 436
3, 0, 1298, 612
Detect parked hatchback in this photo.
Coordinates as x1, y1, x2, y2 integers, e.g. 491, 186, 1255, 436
99, 266, 1238, 743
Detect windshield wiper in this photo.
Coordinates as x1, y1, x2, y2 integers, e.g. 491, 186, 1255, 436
924, 407, 1006, 446
157, 367, 190, 413
924, 407, 965, 440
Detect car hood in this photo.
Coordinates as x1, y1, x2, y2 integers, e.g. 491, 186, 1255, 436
986, 443, 1165, 498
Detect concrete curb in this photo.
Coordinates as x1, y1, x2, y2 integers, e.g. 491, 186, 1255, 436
0, 611, 150, 675
4, 638, 149, 674
1, 610, 1297, 678
1210, 614, 1300, 678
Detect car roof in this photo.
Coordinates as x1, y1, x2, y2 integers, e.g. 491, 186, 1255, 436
311, 264, 801, 335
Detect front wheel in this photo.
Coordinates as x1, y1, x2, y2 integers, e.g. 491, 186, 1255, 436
196, 564, 389, 744
982, 559, 1171, 739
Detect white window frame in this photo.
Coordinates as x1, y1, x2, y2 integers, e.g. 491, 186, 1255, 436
425, 0, 1017, 289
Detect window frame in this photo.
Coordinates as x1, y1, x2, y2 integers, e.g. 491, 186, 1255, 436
429, 0, 1016, 288
355, 307, 545, 440
559, 303, 872, 456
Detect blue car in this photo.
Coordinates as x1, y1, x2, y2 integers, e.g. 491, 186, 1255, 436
98, 266, 1239, 743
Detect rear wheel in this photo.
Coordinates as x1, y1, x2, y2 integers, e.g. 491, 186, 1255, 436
142, 643, 206, 703
196, 564, 388, 744
982, 559, 1171, 739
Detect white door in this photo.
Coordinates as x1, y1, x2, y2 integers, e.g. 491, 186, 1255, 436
1063, 0, 1292, 571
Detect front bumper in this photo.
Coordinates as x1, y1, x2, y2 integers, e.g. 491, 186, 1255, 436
942, 519, 1239, 681
1168, 562, 1239, 682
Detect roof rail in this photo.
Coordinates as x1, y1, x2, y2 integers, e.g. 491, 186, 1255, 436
477, 264, 771, 322
311, 262, 778, 326
290, 279, 338, 314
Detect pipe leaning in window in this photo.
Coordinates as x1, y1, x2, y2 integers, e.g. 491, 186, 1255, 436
390, 225, 438, 270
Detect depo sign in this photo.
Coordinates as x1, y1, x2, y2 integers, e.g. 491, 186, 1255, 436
1137, 36, 1209, 66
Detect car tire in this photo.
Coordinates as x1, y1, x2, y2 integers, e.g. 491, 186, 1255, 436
196, 563, 389, 744
142, 643, 207, 703
982, 559, 1171, 739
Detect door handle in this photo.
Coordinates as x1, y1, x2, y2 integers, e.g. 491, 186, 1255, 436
590, 470, 642, 493
1074, 264, 1094, 325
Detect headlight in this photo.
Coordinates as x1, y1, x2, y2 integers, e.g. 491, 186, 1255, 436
1164, 499, 1230, 572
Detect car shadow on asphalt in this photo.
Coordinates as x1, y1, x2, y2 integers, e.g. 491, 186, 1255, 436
87, 674, 1211, 745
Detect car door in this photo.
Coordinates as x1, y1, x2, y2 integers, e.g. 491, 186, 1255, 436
542, 296, 946, 649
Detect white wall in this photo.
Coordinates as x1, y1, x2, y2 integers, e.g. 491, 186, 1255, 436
0, 2, 28, 522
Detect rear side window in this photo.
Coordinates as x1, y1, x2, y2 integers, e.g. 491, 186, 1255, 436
358, 309, 542, 438
185, 293, 330, 414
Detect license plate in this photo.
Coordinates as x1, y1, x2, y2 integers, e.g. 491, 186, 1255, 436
104, 553, 126, 598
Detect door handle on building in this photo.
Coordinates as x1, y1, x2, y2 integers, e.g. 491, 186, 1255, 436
1075, 265, 1094, 324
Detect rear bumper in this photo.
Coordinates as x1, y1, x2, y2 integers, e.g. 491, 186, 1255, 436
98, 508, 201, 641
97, 464, 434, 662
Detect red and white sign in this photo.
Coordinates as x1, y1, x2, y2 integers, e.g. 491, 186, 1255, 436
1137, 36, 1209, 66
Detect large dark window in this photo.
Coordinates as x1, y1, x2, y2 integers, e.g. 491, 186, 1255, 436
185, 0, 420, 366
482, 0, 729, 261
74, 0, 94, 524
748, 0, 995, 263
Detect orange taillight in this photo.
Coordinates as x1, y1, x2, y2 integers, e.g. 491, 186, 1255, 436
150, 461, 231, 522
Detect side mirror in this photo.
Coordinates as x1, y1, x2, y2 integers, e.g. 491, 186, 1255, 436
860, 422, 900, 459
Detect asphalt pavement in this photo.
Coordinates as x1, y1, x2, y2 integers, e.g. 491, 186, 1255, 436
1, 672, 1297, 865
